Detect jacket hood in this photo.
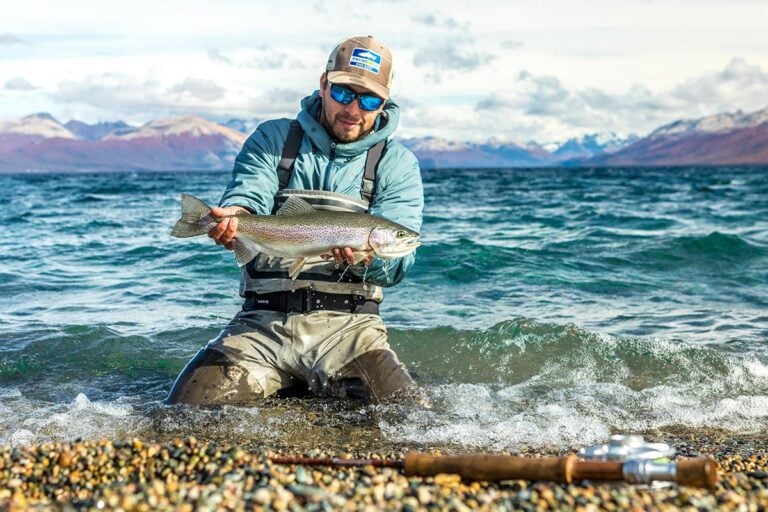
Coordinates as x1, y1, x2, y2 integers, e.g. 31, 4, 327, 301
297, 91, 400, 158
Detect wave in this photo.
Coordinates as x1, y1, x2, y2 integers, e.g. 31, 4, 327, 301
391, 317, 768, 390
414, 232, 766, 289
631, 231, 766, 266
383, 318, 768, 449
4, 318, 765, 395
2, 317, 767, 449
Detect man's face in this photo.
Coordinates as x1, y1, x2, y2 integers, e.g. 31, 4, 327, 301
319, 74, 386, 143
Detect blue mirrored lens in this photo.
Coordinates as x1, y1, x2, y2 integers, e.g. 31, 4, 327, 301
358, 95, 384, 111
330, 84, 355, 105
329, 84, 384, 111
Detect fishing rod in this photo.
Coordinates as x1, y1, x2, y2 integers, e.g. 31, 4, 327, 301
268, 435, 718, 489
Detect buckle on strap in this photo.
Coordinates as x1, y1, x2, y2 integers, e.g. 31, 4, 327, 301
243, 290, 378, 314
285, 288, 312, 313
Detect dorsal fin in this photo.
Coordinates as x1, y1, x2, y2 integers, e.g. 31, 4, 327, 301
276, 196, 316, 216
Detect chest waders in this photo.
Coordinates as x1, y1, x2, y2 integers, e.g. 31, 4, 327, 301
166, 121, 421, 406
240, 121, 388, 312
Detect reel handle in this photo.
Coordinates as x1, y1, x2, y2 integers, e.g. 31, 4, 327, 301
676, 457, 718, 489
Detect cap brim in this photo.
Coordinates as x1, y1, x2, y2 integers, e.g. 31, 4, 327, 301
327, 71, 389, 100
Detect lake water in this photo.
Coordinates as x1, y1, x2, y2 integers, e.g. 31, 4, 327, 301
1, 166, 766, 451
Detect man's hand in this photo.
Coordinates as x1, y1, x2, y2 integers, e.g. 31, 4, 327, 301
208, 206, 248, 250
332, 247, 373, 266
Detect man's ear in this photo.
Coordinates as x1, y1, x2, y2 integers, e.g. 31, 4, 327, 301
319, 72, 328, 89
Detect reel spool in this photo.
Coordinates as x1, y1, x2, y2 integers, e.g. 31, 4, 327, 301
580, 434, 677, 486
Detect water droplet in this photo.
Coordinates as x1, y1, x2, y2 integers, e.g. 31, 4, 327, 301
361, 264, 369, 290
337, 264, 350, 282
382, 260, 392, 285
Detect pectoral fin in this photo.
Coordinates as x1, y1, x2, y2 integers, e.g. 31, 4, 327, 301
287, 257, 307, 280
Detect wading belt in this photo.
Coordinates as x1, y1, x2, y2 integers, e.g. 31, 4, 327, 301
242, 290, 380, 315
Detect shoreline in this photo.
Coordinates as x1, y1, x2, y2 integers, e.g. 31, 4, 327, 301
1, 431, 767, 510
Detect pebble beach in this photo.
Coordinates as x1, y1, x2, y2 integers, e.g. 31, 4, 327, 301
2, 430, 767, 511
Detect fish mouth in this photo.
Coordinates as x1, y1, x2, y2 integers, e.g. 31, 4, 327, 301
376, 238, 422, 259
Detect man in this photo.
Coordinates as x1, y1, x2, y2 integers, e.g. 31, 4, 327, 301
167, 35, 424, 405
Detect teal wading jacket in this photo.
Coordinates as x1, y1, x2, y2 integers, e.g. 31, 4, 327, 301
219, 91, 424, 287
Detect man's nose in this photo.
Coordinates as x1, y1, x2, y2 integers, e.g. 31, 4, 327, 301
342, 99, 362, 116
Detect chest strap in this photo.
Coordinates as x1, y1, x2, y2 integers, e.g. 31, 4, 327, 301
277, 120, 386, 207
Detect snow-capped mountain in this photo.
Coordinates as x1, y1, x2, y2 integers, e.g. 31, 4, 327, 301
0, 113, 76, 139
648, 107, 768, 139
0, 113, 246, 172
398, 136, 552, 168
64, 120, 131, 141
1, 106, 766, 171
587, 106, 768, 166
552, 132, 639, 161
106, 115, 245, 143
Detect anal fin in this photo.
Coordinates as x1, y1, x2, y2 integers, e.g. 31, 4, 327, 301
287, 257, 307, 280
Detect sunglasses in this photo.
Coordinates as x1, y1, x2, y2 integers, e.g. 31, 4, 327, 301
329, 83, 384, 112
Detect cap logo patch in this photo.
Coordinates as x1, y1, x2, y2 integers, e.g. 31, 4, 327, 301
348, 47, 382, 74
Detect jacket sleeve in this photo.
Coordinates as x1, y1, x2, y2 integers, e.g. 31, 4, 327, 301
219, 121, 284, 215
350, 147, 424, 287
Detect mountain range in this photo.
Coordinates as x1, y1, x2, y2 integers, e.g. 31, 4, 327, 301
0, 107, 766, 172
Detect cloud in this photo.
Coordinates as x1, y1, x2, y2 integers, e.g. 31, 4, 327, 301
483, 71, 571, 116
167, 78, 226, 101
207, 49, 233, 65
50, 72, 303, 120
467, 58, 768, 143
411, 13, 463, 30
669, 58, 768, 116
247, 88, 304, 113
4, 77, 37, 91
208, 46, 307, 70
414, 42, 496, 83
0, 34, 29, 45
501, 40, 523, 50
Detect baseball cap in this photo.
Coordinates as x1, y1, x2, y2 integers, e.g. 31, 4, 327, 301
325, 35, 393, 99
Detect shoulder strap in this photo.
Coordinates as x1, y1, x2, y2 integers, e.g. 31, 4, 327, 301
277, 120, 303, 190
361, 139, 386, 207
277, 119, 386, 209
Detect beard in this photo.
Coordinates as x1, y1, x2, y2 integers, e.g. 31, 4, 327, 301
319, 101, 375, 143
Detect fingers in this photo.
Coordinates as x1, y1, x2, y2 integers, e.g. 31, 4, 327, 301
208, 208, 239, 248
332, 248, 344, 265
332, 248, 368, 265
221, 217, 238, 245
209, 206, 227, 218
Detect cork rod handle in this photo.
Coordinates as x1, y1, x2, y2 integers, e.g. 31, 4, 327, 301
403, 453, 577, 483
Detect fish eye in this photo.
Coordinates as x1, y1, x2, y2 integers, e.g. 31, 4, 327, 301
396, 230, 407, 238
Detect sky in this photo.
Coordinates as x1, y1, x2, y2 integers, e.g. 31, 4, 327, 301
2, 0, 768, 144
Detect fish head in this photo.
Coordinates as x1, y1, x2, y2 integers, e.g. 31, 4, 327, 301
369, 226, 421, 259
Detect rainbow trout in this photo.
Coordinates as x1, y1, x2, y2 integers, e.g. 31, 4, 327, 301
171, 194, 421, 279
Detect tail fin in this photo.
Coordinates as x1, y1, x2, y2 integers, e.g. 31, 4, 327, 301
170, 194, 215, 238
